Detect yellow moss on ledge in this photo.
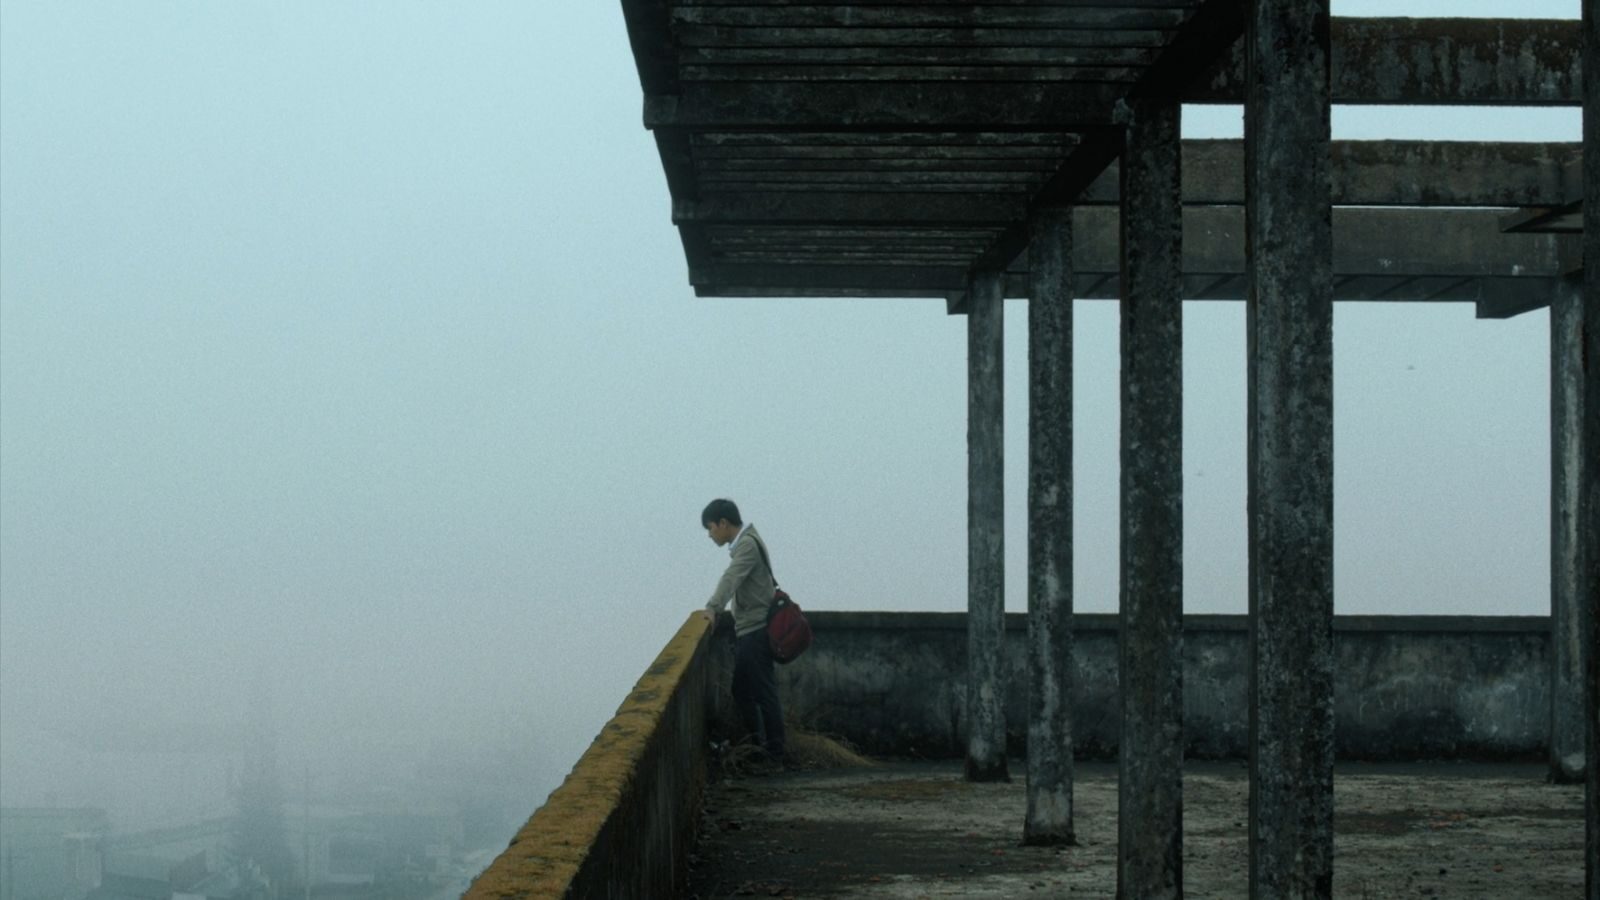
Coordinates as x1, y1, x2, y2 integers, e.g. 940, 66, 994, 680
464, 613, 713, 900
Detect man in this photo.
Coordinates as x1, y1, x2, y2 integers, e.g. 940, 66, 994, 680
700, 498, 786, 764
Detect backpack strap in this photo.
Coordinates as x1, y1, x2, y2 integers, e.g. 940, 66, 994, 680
749, 530, 780, 588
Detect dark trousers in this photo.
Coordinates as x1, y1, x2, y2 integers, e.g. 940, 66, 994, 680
732, 628, 786, 758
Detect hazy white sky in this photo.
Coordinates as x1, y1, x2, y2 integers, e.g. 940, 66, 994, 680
0, 0, 1581, 830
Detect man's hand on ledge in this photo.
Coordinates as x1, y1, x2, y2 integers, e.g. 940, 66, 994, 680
699, 609, 714, 622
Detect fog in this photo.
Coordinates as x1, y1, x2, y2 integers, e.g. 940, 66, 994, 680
0, 0, 1580, 870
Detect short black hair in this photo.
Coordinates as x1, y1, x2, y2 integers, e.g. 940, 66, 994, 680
701, 498, 742, 528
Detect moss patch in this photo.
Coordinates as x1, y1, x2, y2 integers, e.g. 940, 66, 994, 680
463, 613, 712, 899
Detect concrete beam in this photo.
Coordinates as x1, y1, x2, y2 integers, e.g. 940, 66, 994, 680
1501, 156, 1585, 242
670, 6, 1195, 31
1505, 206, 1584, 236
1245, 0, 1335, 897
1551, 276, 1586, 785
675, 142, 1580, 225
1116, 97, 1186, 900
693, 131, 1080, 150
1581, 6, 1600, 897
687, 208, 1567, 295
1081, 140, 1581, 208
1476, 275, 1565, 319
1024, 208, 1075, 846
673, 19, 1172, 47
1100, 207, 1565, 280
645, 83, 1123, 131
1191, 18, 1581, 106
966, 269, 1009, 784
675, 193, 1024, 227
696, 273, 1567, 305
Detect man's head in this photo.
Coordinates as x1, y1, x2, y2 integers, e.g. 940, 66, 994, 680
701, 498, 743, 546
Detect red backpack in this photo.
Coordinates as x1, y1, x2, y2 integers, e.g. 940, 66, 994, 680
752, 534, 813, 664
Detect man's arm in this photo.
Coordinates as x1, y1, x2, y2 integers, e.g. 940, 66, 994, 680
705, 537, 761, 616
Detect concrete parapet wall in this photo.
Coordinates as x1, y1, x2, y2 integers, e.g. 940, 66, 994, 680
465, 614, 714, 900
780, 612, 1550, 761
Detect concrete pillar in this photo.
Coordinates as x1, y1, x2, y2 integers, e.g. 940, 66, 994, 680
1551, 276, 1586, 785
1115, 97, 1185, 900
966, 268, 1009, 783
1582, 4, 1600, 895
1244, 0, 1335, 897
1025, 208, 1075, 844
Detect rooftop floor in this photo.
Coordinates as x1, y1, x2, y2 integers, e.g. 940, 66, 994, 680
683, 760, 1585, 899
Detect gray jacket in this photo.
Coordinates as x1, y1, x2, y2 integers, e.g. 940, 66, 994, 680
705, 524, 777, 636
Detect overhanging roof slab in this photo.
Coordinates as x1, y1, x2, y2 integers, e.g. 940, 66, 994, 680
623, 4, 1579, 301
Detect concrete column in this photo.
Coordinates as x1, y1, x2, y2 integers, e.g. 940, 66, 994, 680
1116, 97, 1185, 900
1244, 0, 1335, 897
966, 268, 1009, 783
1551, 276, 1586, 785
1025, 208, 1075, 844
1582, 3, 1600, 895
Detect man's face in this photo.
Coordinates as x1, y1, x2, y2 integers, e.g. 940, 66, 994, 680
705, 519, 738, 547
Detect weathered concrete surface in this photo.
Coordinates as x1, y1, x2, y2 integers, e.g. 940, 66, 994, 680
1244, 0, 1335, 895
1077, 139, 1582, 208
676, 141, 1580, 225
690, 206, 1567, 301
646, 81, 1125, 131
1191, 18, 1583, 106
1551, 276, 1587, 784
682, 760, 1587, 899
965, 271, 1008, 783
466, 614, 714, 900
1116, 96, 1185, 900
780, 613, 1550, 762
1583, 4, 1600, 895
1025, 209, 1074, 845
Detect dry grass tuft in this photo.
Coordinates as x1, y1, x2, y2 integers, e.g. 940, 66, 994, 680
716, 726, 875, 777
786, 729, 875, 770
